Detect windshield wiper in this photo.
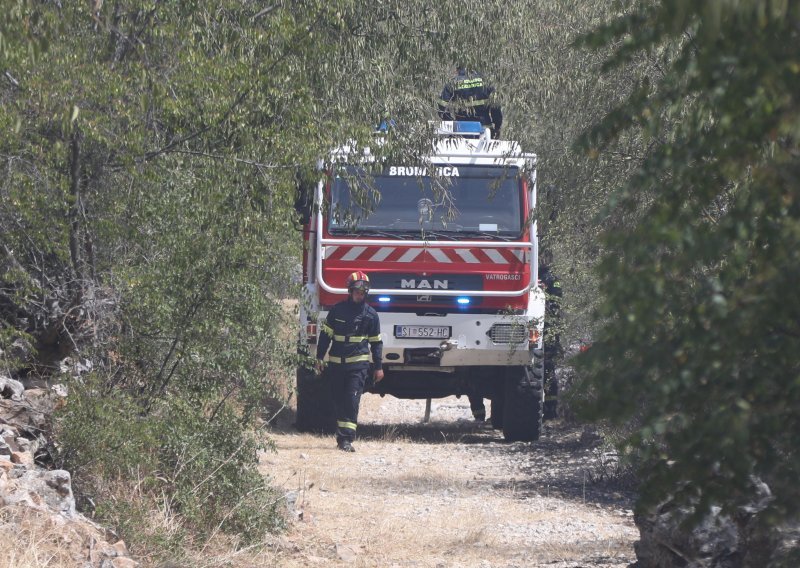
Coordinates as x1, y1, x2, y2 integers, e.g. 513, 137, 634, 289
355, 229, 411, 240
420, 231, 458, 241
459, 230, 515, 241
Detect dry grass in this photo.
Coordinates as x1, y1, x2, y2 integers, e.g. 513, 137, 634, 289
0, 499, 289, 568
49, 472, 286, 568
375, 423, 408, 443
172, 535, 285, 568
0, 506, 100, 567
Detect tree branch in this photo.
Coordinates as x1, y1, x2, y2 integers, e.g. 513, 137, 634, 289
252, 5, 276, 21
169, 149, 296, 168
140, 6, 330, 163
141, 89, 252, 162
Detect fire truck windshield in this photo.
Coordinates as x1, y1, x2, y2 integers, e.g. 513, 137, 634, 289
329, 165, 523, 237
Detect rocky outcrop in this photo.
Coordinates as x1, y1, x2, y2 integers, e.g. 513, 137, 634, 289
633, 480, 798, 567
0, 371, 139, 567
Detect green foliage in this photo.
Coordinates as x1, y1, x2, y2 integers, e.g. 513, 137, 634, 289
55, 379, 158, 472
56, 375, 283, 553
574, 0, 800, 542
0, 0, 50, 67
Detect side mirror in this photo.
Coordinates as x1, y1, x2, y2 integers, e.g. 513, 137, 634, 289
294, 181, 313, 225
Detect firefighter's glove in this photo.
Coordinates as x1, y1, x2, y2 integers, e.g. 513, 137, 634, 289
314, 359, 325, 377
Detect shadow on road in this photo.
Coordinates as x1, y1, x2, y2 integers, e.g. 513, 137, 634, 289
356, 420, 501, 445
269, 410, 637, 510
358, 420, 638, 509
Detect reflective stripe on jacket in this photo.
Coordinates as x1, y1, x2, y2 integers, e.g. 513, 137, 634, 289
316, 299, 383, 370
437, 70, 503, 134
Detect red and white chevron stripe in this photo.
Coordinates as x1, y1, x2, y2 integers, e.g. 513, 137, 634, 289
323, 245, 527, 264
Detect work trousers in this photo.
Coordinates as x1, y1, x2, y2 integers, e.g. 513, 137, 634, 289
329, 364, 369, 445
468, 393, 486, 420
544, 336, 562, 398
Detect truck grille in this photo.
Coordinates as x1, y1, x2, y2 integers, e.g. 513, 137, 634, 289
487, 323, 527, 344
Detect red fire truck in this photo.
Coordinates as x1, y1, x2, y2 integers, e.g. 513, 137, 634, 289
296, 121, 547, 441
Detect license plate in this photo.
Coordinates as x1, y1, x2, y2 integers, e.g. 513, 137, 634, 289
394, 325, 451, 339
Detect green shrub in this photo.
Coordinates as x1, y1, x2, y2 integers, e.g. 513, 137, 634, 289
55, 375, 285, 559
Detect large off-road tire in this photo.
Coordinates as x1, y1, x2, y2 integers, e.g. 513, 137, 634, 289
501, 360, 543, 442
295, 366, 336, 434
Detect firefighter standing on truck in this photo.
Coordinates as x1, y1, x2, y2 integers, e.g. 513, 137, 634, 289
315, 271, 384, 452
438, 66, 503, 138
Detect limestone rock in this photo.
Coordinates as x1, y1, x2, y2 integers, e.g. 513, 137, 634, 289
2, 468, 77, 517
0, 360, 140, 566
8, 338, 34, 365
0, 376, 25, 400
633, 479, 787, 567
11, 450, 34, 465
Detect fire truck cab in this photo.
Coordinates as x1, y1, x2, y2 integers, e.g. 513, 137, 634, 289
297, 121, 546, 441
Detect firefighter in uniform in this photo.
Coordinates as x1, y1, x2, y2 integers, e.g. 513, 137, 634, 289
539, 251, 563, 420
315, 271, 384, 452
468, 386, 501, 426
438, 67, 503, 138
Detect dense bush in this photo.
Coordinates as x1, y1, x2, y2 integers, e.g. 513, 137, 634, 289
574, 2, 800, 563
55, 375, 284, 553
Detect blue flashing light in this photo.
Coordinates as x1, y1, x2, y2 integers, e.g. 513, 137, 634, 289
453, 121, 483, 134
377, 296, 391, 303
377, 119, 397, 132
456, 297, 471, 305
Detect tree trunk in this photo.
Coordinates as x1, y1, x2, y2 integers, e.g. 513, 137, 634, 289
68, 127, 84, 303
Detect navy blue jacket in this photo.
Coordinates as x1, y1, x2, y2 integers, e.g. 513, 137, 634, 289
438, 70, 503, 136
317, 299, 383, 370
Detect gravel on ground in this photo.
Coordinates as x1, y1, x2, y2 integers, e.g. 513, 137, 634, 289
262, 393, 638, 568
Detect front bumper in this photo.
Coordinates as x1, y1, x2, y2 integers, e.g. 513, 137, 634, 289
378, 312, 538, 368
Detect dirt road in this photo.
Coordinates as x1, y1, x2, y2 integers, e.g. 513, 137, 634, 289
262, 394, 638, 568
